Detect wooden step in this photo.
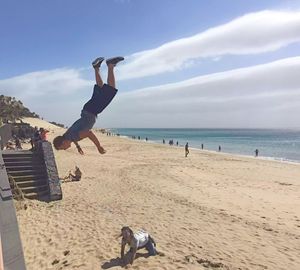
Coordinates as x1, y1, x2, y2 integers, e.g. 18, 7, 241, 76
11, 179, 48, 188
5, 165, 45, 171
8, 174, 48, 182
3, 154, 35, 159
21, 185, 49, 194
2, 150, 33, 154
24, 190, 50, 200
4, 160, 44, 167
7, 170, 47, 177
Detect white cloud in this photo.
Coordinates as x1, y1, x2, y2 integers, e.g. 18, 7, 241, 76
117, 10, 300, 79
0, 68, 91, 124
99, 57, 300, 128
0, 68, 90, 99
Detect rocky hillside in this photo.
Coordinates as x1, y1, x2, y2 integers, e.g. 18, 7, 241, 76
0, 95, 39, 123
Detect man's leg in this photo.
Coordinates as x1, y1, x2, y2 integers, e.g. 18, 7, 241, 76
94, 67, 103, 87
107, 64, 116, 88
92, 57, 104, 87
106, 57, 124, 89
145, 240, 157, 256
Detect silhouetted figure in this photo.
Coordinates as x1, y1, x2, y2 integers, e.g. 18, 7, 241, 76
201, 143, 204, 150
163, 139, 165, 144
15, 137, 22, 150
176, 141, 178, 146
218, 145, 221, 152
31, 126, 40, 150
185, 142, 189, 157
145, 137, 148, 141
255, 149, 259, 157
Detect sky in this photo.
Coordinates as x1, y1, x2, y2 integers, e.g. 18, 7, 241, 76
1, 0, 300, 128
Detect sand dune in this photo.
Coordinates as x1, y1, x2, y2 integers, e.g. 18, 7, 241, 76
22, 117, 64, 132
15, 127, 300, 270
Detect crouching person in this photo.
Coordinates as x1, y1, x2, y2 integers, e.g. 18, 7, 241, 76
120, 226, 157, 265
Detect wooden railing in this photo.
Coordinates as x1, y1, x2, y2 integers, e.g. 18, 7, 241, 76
0, 234, 4, 270
0, 150, 26, 269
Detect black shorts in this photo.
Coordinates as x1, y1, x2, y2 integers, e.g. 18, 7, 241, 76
83, 84, 118, 116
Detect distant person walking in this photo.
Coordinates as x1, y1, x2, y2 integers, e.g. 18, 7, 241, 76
185, 142, 189, 157
255, 149, 259, 157
201, 143, 204, 150
218, 145, 221, 152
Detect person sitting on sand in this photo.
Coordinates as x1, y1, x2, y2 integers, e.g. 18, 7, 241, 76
62, 166, 82, 182
120, 226, 157, 265
53, 56, 124, 155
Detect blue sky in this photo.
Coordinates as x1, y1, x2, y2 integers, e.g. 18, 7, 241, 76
1, 0, 300, 128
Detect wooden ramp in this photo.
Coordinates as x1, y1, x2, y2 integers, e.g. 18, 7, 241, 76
2, 150, 50, 200
0, 150, 26, 270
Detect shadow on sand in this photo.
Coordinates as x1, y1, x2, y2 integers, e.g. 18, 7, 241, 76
101, 252, 150, 269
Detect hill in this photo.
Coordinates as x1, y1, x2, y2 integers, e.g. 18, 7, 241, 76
0, 95, 39, 123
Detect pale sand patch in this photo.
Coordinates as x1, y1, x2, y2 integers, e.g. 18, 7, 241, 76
22, 117, 64, 132
16, 128, 300, 270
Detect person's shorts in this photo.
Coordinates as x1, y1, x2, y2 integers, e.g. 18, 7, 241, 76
79, 110, 96, 130
83, 84, 118, 116
63, 110, 96, 142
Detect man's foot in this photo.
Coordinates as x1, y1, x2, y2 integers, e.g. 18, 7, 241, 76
106, 56, 124, 66
92, 57, 105, 68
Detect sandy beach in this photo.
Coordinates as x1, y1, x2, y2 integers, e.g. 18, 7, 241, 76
15, 119, 300, 270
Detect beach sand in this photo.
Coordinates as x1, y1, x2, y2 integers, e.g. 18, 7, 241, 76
15, 119, 300, 270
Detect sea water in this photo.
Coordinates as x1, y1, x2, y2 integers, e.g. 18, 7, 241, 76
111, 128, 300, 163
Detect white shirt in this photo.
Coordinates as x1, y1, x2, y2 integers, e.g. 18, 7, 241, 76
131, 230, 149, 249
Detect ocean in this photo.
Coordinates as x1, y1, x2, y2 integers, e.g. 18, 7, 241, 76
110, 128, 300, 163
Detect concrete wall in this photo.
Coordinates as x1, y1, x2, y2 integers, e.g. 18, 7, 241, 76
41, 142, 62, 201
0, 125, 12, 150
0, 150, 26, 270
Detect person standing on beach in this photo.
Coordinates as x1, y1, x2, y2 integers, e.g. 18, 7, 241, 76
218, 145, 221, 152
201, 143, 204, 150
255, 149, 259, 157
185, 142, 189, 157
53, 56, 124, 155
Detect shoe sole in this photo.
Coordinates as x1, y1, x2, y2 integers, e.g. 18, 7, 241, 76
92, 57, 105, 67
106, 56, 124, 66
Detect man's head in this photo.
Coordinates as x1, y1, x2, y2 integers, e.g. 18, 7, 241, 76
120, 226, 133, 241
53, 136, 71, 150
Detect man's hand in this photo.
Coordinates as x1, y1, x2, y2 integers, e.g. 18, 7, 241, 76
74, 142, 84, 155
98, 145, 106, 154
77, 147, 84, 155
80, 130, 106, 154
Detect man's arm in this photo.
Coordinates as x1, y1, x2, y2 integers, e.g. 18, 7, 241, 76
130, 247, 137, 265
121, 240, 126, 260
79, 130, 106, 154
74, 141, 84, 155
